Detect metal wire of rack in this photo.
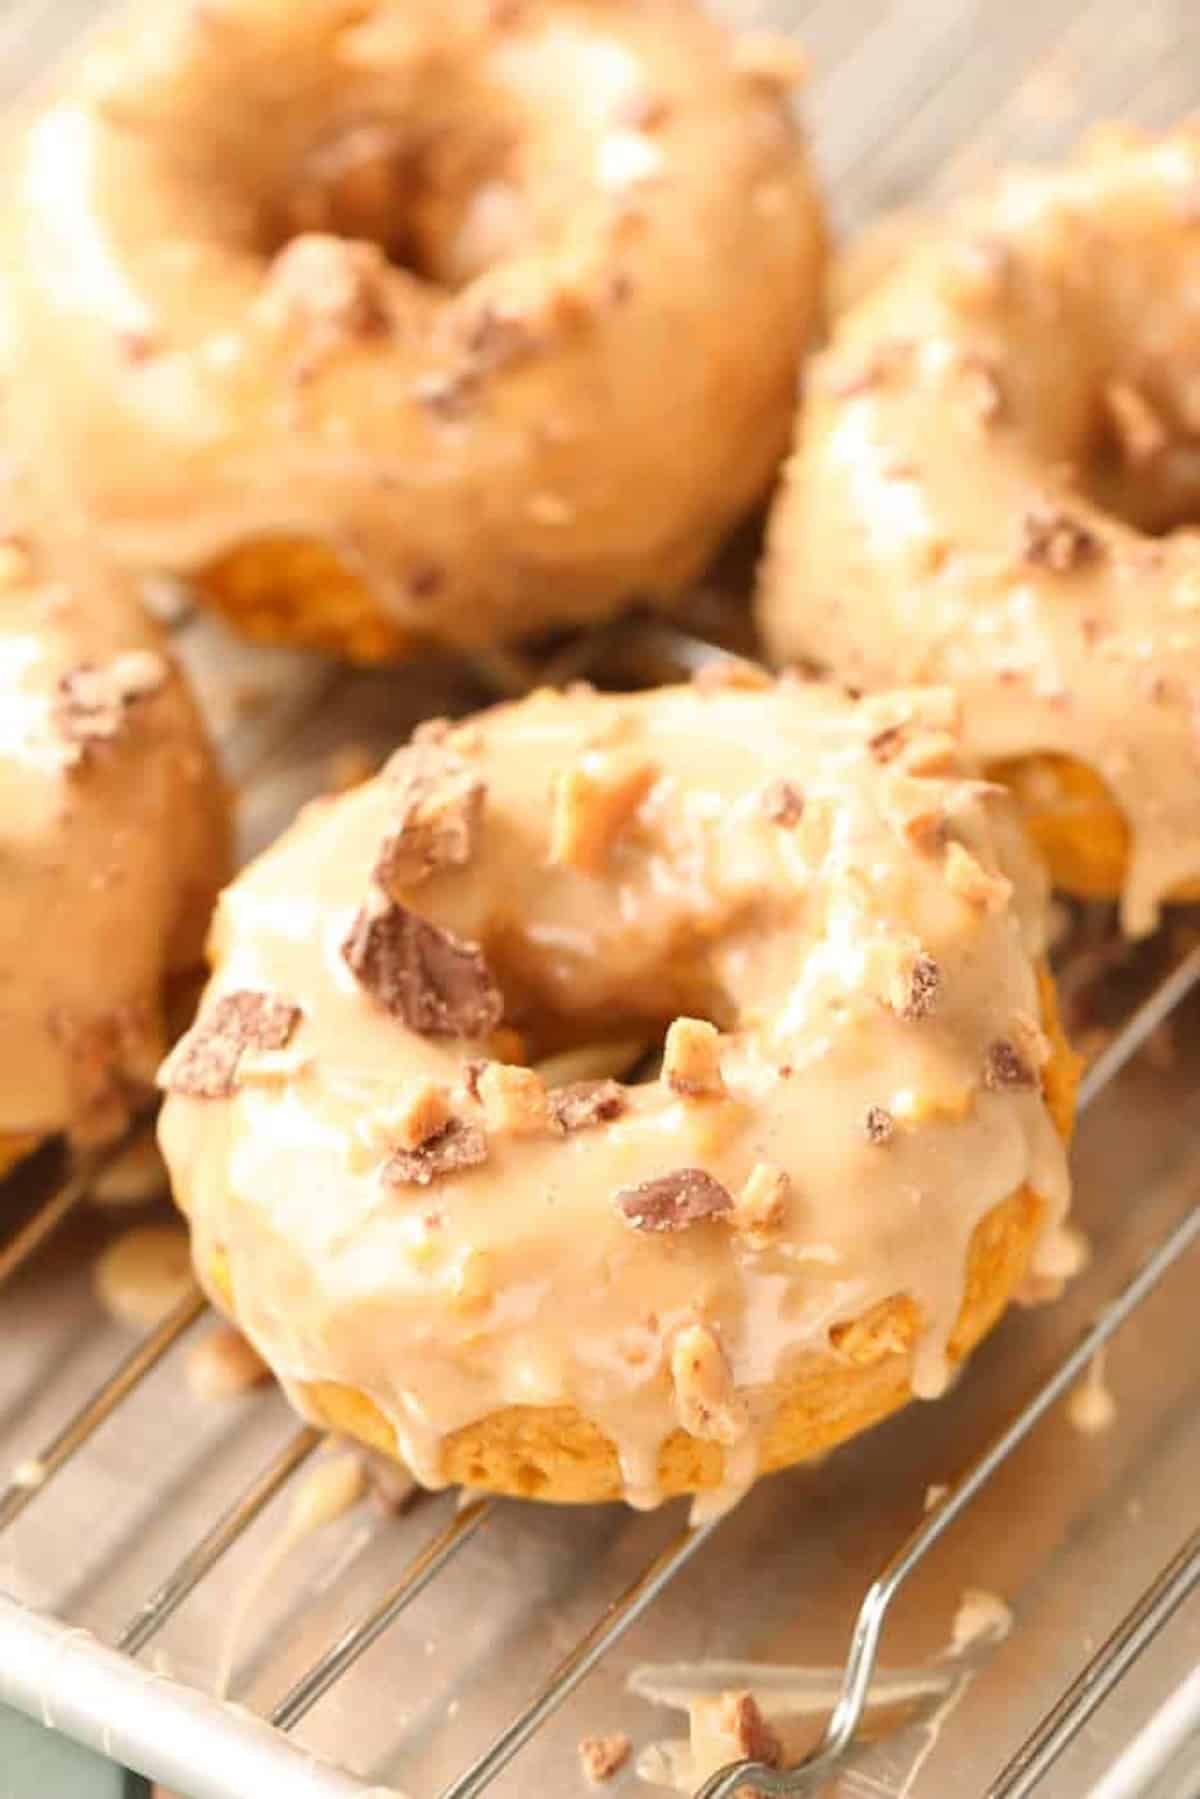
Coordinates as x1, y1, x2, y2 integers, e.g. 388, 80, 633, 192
0, 610, 1198, 1799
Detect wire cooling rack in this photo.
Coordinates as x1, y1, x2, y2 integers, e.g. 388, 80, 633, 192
0, 611, 1199, 1799
2, 2, 1200, 1796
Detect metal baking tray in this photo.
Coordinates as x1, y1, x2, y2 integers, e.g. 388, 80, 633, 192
1, 3, 1199, 1796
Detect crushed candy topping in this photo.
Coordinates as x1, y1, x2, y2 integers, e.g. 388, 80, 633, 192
381, 1116, 488, 1186
342, 902, 503, 1039
614, 1168, 733, 1231
158, 991, 302, 1099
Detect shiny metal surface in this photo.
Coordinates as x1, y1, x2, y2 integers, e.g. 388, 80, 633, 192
0, 3, 1199, 1797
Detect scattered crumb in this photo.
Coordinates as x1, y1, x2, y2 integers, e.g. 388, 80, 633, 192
93, 1224, 194, 1330
924, 1482, 949, 1512
689, 1689, 782, 1789
578, 1733, 631, 1784
951, 1587, 1013, 1654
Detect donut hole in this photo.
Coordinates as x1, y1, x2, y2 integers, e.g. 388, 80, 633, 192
262, 117, 524, 292
1078, 374, 1200, 537
487, 937, 736, 1080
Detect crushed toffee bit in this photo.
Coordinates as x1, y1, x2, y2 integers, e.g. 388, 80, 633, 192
944, 841, 1013, 911
717, 1690, 783, 1768
886, 948, 941, 1021
1019, 506, 1098, 573
614, 1168, 733, 1232
547, 1078, 627, 1132
261, 234, 392, 341
158, 991, 303, 1099
374, 745, 485, 891
869, 722, 909, 763
389, 1080, 452, 1151
762, 778, 804, 825
1104, 380, 1168, 466
578, 1733, 631, 1785
692, 656, 773, 693
662, 1017, 724, 1098
476, 1062, 552, 1135
342, 903, 503, 1039
382, 1116, 488, 1186
865, 1104, 896, 1145
548, 756, 657, 873
670, 1324, 748, 1445
896, 794, 949, 851
54, 649, 167, 754
734, 1163, 790, 1239
983, 1038, 1035, 1091
461, 302, 539, 372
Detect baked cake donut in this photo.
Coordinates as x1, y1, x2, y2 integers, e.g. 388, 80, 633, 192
760, 126, 1200, 935
0, 511, 229, 1177
158, 674, 1075, 1510
3, 0, 824, 663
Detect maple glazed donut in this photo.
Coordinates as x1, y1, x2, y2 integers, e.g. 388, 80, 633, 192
158, 674, 1075, 1510
0, 511, 230, 1179
2, 0, 824, 663
759, 127, 1200, 935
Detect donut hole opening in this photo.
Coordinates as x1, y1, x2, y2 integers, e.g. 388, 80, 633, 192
1076, 374, 1200, 537
262, 119, 524, 292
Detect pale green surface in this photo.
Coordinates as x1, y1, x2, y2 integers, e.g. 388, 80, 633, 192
0, 1703, 147, 1799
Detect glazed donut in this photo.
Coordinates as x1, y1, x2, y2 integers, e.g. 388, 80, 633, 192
0, 505, 230, 1177
158, 674, 1074, 1510
759, 127, 1200, 937
3, 0, 824, 663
